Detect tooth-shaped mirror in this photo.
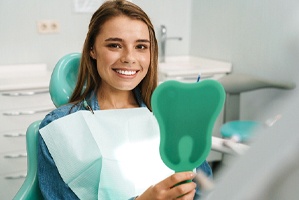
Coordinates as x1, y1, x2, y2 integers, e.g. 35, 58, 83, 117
151, 80, 225, 172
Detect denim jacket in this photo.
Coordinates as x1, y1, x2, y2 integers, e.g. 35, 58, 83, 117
37, 88, 212, 200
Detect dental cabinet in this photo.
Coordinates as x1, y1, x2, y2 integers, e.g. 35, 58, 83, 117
158, 56, 232, 163
159, 56, 232, 82
0, 64, 54, 199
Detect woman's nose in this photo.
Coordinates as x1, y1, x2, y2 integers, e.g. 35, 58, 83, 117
120, 48, 136, 64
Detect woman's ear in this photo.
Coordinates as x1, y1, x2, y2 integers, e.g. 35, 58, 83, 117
90, 47, 96, 60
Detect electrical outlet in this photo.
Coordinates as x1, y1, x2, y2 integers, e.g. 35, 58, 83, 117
37, 20, 60, 34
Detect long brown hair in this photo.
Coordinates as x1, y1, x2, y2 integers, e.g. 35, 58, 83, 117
70, 0, 158, 110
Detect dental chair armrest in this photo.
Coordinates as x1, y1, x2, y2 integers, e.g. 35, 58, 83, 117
219, 73, 296, 94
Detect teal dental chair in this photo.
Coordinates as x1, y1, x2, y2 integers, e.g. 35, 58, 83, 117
13, 53, 81, 200
218, 73, 296, 143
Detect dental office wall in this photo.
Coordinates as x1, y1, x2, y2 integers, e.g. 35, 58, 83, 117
0, 0, 191, 69
190, 0, 299, 122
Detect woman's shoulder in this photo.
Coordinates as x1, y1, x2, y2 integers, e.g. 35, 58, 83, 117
39, 102, 83, 129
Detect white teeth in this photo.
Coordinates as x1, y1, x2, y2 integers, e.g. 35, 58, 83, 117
115, 70, 137, 75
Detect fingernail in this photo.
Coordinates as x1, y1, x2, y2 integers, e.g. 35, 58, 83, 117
191, 172, 196, 178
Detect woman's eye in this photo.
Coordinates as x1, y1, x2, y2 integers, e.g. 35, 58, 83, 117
107, 43, 121, 48
136, 44, 148, 50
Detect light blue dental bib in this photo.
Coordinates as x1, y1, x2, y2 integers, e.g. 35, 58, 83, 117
40, 108, 173, 199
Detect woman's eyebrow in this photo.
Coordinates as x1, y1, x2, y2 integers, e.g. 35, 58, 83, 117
137, 39, 150, 43
104, 38, 150, 43
105, 37, 123, 42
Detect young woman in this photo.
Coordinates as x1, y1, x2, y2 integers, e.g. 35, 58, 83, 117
38, 0, 212, 199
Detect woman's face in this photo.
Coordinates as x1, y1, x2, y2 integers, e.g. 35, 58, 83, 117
90, 15, 151, 92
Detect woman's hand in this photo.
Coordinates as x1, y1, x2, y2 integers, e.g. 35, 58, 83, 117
136, 171, 197, 200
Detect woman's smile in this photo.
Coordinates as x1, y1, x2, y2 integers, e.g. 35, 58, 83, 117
114, 69, 138, 76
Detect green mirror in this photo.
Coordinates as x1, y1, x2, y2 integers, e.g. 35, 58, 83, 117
151, 80, 225, 173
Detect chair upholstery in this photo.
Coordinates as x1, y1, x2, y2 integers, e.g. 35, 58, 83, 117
13, 121, 43, 200
13, 53, 81, 200
50, 53, 81, 107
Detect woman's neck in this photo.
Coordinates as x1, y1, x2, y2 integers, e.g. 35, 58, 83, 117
97, 85, 138, 110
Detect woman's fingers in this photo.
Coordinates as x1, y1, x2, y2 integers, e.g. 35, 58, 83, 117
158, 172, 197, 199
163, 172, 196, 189
175, 188, 196, 200
168, 181, 197, 199
137, 172, 197, 200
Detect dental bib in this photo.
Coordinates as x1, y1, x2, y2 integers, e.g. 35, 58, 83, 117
40, 108, 173, 199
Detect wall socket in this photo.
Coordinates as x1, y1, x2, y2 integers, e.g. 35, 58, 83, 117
37, 20, 60, 34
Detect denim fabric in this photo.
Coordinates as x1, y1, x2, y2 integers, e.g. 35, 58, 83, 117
38, 88, 212, 199
195, 161, 213, 199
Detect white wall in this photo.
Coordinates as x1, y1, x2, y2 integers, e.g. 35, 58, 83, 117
134, 0, 192, 57
0, 0, 90, 68
0, 0, 192, 68
190, 0, 299, 121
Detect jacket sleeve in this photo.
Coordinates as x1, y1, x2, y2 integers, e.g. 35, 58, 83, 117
194, 160, 213, 199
